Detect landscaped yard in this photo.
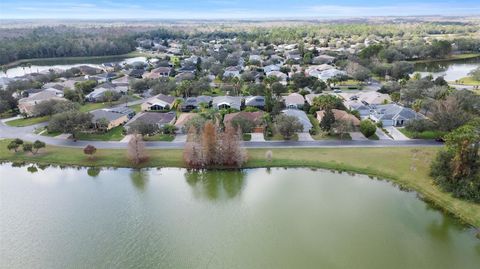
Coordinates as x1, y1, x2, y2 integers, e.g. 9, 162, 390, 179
5, 115, 50, 127
142, 134, 175, 141
1, 141, 479, 228
75, 126, 125, 141
399, 128, 446, 139
6, 102, 114, 127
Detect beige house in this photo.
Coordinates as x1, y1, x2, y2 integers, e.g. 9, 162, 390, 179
141, 94, 176, 111
18, 90, 66, 116
316, 109, 360, 127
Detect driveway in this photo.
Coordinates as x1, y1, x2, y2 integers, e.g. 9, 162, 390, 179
173, 134, 187, 142
297, 132, 314, 141
375, 128, 392, 140
349, 132, 368, 141
250, 133, 265, 142
384, 126, 410, 141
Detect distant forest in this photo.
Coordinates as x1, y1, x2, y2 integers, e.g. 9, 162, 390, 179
0, 27, 137, 65
1, 21, 480, 66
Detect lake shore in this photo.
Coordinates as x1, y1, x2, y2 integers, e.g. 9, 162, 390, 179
412, 53, 480, 64
1, 139, 479, 228
1, 51, 159, 69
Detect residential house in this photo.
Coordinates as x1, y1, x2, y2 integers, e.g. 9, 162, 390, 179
316, 109, 360, 127
317, 68, 347, 81
175, 72, 195, 83
281, 109, 312, 133
369, 104, 422, 127
312, 55, 335, 64
141, 94, 176, 111
305, 93, 321, 106
223, 111, 265, 132
263, 64, 281, 73
244, 96, 265, 110
142, 67, 172, 79
85, 83, 128, 102
344, 101, 371, 118
181, 95, 213, 112
125, 111, 176, 130
90, 107, 134, 131
223, 66, 242, 78
283, 93, 305, 109
266, 71, 288, 85
212, 96, 242, 110
18, 90, 66, 116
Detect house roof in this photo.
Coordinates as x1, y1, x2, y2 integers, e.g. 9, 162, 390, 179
90, 109, 126, 122
148, 94, 176, 105
245, 96, 265, 107
223, 111, 264, 126
281, 109, 312, 132
182, 95, 213, 107
371, 104, 420, 121
283, 93, 305, 105
212, 96, 242, 109
126, 111, 176, 126
316, 109, 360, 126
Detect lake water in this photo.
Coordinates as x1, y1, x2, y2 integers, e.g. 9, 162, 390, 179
414, 57, 480, 81
1, 164, 479, 268
1, 57, 147, 78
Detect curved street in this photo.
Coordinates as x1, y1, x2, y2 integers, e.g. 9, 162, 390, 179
0, 119, 443, 149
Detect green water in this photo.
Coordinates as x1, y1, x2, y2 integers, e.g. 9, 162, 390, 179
1, 164, 479, 268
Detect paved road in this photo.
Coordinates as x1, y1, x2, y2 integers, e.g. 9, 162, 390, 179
0, 120, 443, 149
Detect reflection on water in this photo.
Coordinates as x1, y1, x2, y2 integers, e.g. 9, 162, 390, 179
1, 164, 479, 269
185, 170, 246, 200
414, 57, 480, 81
130, 169, 149, 191
87, 167, 101, 178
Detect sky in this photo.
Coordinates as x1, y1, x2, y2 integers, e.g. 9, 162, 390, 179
1, 0, 479, 20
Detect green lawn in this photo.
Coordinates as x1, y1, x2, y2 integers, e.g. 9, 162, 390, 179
451, 76, 480, 86
142, 134, 175, 141
0, 140, 479, 228
6, 103, 111, 127
399, 128, 446, 139
75, 126, 125, 141
5, 116, 50, 127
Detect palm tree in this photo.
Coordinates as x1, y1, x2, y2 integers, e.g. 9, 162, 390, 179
412, 99, 423, 119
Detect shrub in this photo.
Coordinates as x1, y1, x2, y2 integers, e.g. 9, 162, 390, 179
405, 119, 436, 132
83, 145, 97, 159
360, 120, 376, 137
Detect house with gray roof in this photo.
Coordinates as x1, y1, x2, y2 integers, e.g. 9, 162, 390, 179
281, 109, 313, 133
212, 96, 242, 110
369, 104, 422, 127
125, 111, 176, 131
244, 96, 265, 110
181, 95, 213, 112
90, 107, 134, 130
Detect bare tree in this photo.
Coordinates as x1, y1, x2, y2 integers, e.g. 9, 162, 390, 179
127, 133, 148, 165
201, 121, 217, 166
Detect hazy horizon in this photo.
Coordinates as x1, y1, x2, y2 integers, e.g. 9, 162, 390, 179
1, 0, 479, 20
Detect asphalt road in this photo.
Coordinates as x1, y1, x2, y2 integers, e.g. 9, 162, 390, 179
0, 119, 443, 149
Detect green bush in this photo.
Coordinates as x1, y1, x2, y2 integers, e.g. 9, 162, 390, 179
360, 120, 376, 137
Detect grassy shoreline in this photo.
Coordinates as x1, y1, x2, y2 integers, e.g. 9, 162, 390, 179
1, 51, 153, 68
413, 53, 480, 64
0, 139, 479, 228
